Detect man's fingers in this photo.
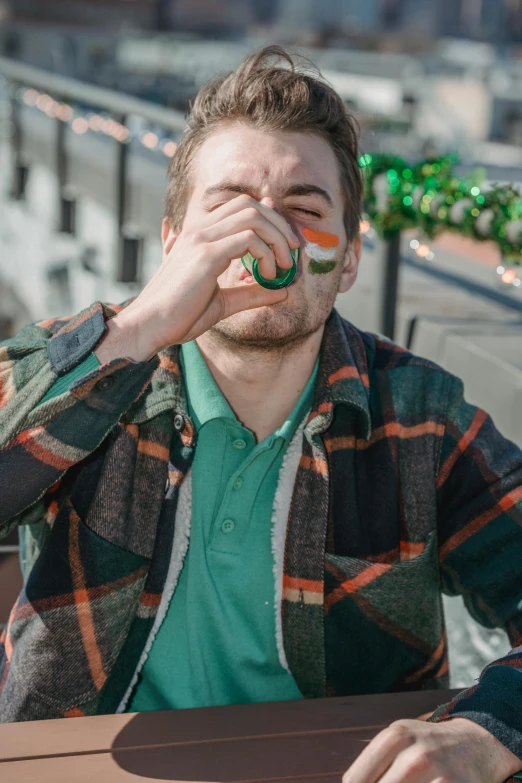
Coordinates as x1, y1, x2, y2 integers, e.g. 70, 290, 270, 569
205, 209, 294, 274
219, 282, 288, 320
370, 749, 434, 783
210, 194, 300, 252
214, 231, 278, 279
342, 723, 414, 783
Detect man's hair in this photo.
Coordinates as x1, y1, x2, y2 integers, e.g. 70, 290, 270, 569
165, 46, 363, 241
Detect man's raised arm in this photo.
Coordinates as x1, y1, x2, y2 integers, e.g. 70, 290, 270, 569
0, 301, 158, 535
0, 194, 300, 535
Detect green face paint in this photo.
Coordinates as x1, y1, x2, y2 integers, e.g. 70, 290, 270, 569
308, 259, 337, 275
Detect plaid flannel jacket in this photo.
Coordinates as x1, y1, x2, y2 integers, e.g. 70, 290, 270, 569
1, 300, 522, 773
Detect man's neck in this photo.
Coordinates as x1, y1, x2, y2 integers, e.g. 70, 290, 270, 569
195, 328, 324, 443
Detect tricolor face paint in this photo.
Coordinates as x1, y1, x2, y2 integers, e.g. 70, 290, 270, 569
302, 227, 340, 274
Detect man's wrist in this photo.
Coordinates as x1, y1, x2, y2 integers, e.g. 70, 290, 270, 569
447, 717, 522, 781
95, 310, 157, 364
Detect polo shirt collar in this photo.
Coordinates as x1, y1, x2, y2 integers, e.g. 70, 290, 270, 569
179, 340, 235, 431
274, 360, 318, 444
180, 340, 319, 445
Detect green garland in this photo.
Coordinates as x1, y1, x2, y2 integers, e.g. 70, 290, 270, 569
360, 153, 522, 264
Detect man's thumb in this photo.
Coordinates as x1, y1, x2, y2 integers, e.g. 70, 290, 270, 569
220, 284, 288, 319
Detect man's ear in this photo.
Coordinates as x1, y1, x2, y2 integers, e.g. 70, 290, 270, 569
161, 218, 178, 256
338, 234, 361, 295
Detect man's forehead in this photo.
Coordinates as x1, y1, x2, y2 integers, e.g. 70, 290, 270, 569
192, 126, 341, 195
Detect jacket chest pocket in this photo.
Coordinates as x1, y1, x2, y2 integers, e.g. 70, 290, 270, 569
324, 532, 445, 695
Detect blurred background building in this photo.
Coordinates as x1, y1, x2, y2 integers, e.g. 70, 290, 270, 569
1, 0, 522, 691
3, 0, 522, 41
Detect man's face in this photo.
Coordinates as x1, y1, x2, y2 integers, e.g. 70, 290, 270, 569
172, 124, 360, 351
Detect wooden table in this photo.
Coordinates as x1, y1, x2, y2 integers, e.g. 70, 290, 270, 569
0, 689, 460, 782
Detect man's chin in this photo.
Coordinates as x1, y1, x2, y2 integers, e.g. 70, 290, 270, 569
210, 304, 312, 351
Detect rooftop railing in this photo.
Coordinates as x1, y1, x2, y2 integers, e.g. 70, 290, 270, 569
0, 55, 186, 284
0, 57, 188, 622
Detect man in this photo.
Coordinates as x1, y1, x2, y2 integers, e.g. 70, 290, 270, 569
1, 46, 522, 782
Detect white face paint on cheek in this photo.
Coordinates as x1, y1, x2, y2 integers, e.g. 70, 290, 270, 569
304, 242, 337, 261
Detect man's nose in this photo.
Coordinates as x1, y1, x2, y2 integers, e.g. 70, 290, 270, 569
259, 197, 299, 237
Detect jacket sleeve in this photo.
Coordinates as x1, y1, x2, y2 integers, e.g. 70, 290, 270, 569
0, 301, 158, 537
427, 374, 522, 773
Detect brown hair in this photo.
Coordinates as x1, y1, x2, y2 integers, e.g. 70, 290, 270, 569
165, 46, 362, 241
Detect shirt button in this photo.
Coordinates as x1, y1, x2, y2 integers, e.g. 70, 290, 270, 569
95, 377, 114, 391
221, 519, 235, 534
233, 439, 247, 450
233, 477, 243, 491
173, 413, 185, 432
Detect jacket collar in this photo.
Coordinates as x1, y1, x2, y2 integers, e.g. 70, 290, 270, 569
309, 310, 373, 440
126, 309, 373, 440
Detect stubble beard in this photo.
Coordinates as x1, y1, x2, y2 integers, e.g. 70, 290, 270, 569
209, 300, 315, 354
209, 256, 345, 356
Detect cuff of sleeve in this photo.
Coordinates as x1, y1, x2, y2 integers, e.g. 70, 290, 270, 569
428, 664, 522, 775
47, 302, 109, 374
68, 356, 158, 418
38, 352, 101, 407
45, 301, 160, 427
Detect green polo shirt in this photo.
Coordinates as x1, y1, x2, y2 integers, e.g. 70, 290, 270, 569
128, 340, 318, 711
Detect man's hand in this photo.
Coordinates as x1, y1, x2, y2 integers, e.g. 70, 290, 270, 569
95, 195, 300, 364
342, 717, 522, 783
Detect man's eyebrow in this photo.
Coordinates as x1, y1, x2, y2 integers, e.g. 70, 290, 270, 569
283, 184, 334, 207
202, 181, 334, 207
202, 182, 253, 199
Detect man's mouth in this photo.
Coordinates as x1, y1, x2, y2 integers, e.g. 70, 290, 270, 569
238, 269, 300, 288
238, 268, 255, 284
237, 255, 302, 288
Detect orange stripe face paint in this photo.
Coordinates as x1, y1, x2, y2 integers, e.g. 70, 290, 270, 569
302, 227, 340, 273
302, 228, 340, 248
